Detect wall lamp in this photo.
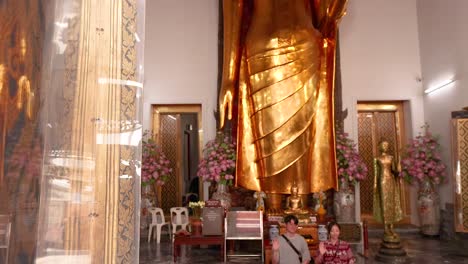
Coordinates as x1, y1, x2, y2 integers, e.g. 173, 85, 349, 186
424, 79, 456, 94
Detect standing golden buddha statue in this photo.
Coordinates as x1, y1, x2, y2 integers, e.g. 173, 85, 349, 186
373, 141, 403, 241
219, 0, 348, 209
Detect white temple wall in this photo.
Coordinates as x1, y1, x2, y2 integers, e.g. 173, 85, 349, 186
340, 0, 424, 224
417, 0, 468, 210
144, 0, 219, 143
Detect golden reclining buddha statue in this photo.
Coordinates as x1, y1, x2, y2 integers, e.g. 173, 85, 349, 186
219, 0, 348, 210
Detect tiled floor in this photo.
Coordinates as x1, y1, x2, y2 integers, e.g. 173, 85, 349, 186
139, 230, 468, 264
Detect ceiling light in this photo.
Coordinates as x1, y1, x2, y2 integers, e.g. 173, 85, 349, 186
424, 79, 455, 94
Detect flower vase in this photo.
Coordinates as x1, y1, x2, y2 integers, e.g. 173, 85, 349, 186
192, 207, 202, 219
333, 180, 355, 222
149, 183, 159, 207
269, 225, 279, 243
212, 183, 232, 211
418, 180, 440, 236
140, 185, 152, 232
191, 218, 203, 236
140, 200, 150, 231
318, 224, 328, 241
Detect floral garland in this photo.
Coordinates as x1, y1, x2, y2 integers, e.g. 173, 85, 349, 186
336, 131, 368, 187
197, 131, 236, 185
400, 124, 446, 185
141, 131, 172, 187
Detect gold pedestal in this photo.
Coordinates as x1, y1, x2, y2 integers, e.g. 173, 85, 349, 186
296, 213, 313, 224
375, 234, 409, 263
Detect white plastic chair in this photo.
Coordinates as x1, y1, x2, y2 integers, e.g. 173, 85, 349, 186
148, 207, 171, 243
170, 207, 190, 238
0, 215, 11, 264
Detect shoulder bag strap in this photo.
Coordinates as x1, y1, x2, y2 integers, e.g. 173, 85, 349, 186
281, 234, 302, 262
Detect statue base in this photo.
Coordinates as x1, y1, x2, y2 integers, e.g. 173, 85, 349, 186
266, 209, 314, 224
295, 212, 313, 224
375, 236, 410, 264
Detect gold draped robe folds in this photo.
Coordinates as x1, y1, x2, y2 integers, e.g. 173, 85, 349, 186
220, 0, 348, 195
373, 154, 403, 224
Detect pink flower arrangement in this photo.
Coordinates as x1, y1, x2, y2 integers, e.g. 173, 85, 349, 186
197, 131, 236, 185
400, 125, 446, 185
336, 131, 368, 187
141, 131, 172, 187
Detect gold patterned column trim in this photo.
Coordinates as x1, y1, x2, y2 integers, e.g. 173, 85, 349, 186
453, 117, 468, 232
118, 0, 139, 263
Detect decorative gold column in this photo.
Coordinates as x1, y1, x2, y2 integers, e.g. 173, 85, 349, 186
452, 111, 468, 233
37, 0, 142, 263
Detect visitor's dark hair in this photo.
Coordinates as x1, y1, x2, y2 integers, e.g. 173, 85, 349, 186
284, 214, 299, 225
327, 221, 341, 234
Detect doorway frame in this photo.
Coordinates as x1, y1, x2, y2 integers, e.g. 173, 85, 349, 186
357, 101, 411, 224
151, 104, 203, 206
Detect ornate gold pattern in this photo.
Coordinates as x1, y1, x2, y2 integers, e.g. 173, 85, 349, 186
453, 118, 468, 232
339, 223, 362, 243
160, 115, 179, 212
357, 102, 409, 222
38, 0, 140, 263
461, 122, 468, 230
358, 113, 374, 214
151, 105, 204, 208
375, 112, 398, 153
117, 0, 139, 262
2, 0, 140, 262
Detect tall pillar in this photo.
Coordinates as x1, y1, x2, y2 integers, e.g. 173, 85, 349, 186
37, 0, 144, 263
